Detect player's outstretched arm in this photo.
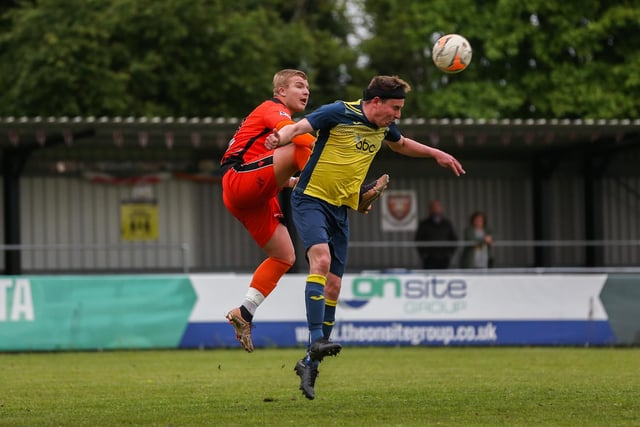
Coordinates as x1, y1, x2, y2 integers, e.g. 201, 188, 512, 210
265, 119, 314, 149
388, 136, 465, 176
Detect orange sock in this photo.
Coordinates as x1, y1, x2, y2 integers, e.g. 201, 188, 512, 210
249, 257, 293, 297
276, 120, 314, 172
293, 144, 312, 171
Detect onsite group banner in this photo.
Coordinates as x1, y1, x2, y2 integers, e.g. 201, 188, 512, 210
0, 273, 638, 351
182, 273, 617, 348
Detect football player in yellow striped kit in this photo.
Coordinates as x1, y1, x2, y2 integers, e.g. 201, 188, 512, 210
266, 75, 465, 400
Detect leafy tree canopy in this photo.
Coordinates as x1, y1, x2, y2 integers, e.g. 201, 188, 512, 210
361, 0, 640, 119
0, 0, 638, 119
0, 0, 359, 117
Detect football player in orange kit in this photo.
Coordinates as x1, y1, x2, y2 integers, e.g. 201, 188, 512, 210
221, 69, 316, 352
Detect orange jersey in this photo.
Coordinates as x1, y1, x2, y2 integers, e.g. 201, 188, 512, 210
220, 97, 313, 247
221, 98, 292, 171
221, 98, 291, 247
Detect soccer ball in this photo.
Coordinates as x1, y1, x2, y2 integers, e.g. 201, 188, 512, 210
432, 34, 472, 74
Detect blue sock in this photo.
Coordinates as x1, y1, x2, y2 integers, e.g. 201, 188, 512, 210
303, 353, 320, 368
305, 274, 326, 345
323, 299, 337, 339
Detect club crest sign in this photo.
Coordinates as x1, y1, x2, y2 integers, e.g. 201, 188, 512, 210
381, 190, 417, 231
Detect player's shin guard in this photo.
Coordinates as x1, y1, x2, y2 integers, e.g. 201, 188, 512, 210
242, 257, 292, 318
322, 298, 337, 339
305, 274, 327, 344
249, 257, 292, 298
293, 144, 312, 171
290, 132, 314, 171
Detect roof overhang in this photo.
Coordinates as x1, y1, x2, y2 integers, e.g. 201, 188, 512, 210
1, 116, 638, 174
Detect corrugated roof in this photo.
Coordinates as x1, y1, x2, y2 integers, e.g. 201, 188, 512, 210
0, 116, 638, 152
2, 115, 639, 126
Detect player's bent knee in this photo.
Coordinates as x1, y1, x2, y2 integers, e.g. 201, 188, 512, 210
279, 253, 295, 266
309, 254, 331, 274
293, 145, 312, 171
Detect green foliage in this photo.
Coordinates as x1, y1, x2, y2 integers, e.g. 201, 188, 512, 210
361, 0, 640, 118
0, 0, 358, 117
1, 348, 639, 426
0, 0, 639, 118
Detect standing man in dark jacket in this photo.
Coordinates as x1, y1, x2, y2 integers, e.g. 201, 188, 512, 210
414, 199, 458, 269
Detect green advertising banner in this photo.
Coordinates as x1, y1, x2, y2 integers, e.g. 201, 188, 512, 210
0, 276, 196, 351
600, 274, 640, 345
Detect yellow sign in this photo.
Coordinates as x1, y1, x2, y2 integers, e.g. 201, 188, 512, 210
120, 202, 159, 241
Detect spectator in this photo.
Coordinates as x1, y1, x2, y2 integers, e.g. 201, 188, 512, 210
414, 200, 458, 269
460, 211, 494, 269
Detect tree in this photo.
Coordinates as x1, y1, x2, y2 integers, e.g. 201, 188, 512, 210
2, 0, 638, 119
0, 0, 359, 117
360, 0, 640, 119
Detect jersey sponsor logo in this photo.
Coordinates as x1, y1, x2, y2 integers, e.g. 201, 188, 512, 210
279, 111, 291, 119
355, 134, 376, 153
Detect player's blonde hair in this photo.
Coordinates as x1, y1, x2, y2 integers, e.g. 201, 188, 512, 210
273, 69, 307, 96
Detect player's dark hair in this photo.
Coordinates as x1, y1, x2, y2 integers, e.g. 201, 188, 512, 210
363, 75, 411, 101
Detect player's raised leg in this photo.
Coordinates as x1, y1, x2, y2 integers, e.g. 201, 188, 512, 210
226, 220, 295, 352
358, 174, 390, 214
224, 136, 312, 352
272, 138, 313, 188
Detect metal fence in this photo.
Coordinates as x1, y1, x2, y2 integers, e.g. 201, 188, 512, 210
0, 243, 191, 274
1, 239, 638, 274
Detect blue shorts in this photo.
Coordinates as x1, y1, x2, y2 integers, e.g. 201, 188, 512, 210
291, 191, 349, 277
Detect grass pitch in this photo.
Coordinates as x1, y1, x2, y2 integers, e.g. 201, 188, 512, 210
1, 347, 639, 426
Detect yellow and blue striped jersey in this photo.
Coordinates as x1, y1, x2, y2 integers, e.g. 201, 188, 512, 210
295, 100, 401, 209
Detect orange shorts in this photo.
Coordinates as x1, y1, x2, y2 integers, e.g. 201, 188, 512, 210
222, 156, 283, 247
